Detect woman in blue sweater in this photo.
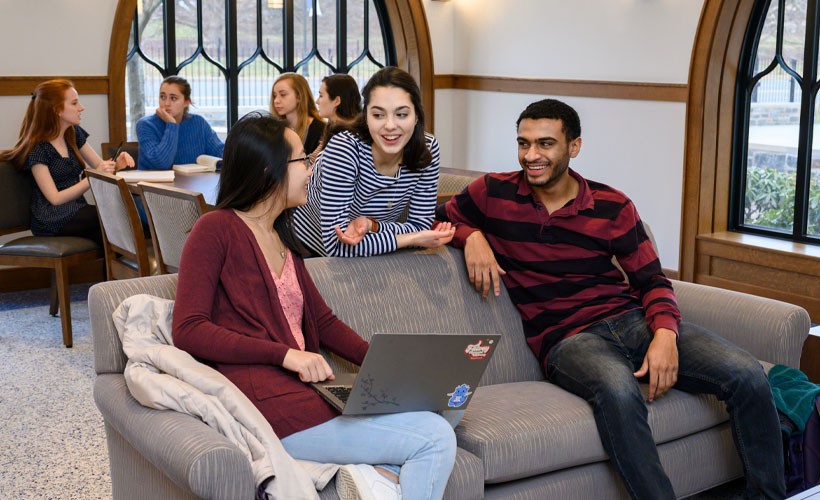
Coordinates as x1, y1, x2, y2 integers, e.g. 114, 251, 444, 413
136, 76, 224, 170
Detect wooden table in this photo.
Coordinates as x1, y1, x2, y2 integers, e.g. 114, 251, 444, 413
126, 171, 220, 207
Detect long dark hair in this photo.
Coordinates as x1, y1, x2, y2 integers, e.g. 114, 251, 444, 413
216, 112, 305, 254
323, 74, 361, 121
1, 79, 83, 170
352, 67, 432, 172
319, 74, 362, 147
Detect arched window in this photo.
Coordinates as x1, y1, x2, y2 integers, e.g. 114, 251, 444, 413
122, 0, 396, 140
731, 0, 820, 243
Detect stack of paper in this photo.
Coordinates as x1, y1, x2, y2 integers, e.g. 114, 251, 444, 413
116, 170, 175, 183
173, 155, 221, 173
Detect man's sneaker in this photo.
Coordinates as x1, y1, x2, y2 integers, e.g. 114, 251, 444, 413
336, 464, 402, 500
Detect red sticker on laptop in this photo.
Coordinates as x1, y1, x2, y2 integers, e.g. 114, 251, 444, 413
464, 339, 494, 360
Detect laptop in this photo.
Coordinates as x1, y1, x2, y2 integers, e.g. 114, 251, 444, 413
312, 333, 501, 415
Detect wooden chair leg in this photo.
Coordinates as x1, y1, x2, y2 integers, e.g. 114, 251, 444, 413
49, 270, 59, 316
54, 262, 73, 348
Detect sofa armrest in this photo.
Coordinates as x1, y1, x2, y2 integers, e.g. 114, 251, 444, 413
671, 279, 810, 368
94, 374, 255, 500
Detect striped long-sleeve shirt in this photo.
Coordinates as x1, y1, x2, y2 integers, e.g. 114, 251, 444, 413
293, 130, 440, 257
436, 168, 680, 367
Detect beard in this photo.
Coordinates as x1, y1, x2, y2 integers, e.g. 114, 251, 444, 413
525, 160, 569, 189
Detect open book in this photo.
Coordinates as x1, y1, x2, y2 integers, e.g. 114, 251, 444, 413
116, 170, 175, 183
173, 155, 222, 173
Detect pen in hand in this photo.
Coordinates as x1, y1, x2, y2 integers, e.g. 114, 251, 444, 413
110, 141, 124, 162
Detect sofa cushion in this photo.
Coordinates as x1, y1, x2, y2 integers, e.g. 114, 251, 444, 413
457, 381, 729, 483
305, 247, 544, 385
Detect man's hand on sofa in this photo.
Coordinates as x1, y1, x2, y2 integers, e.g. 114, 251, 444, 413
464, 230, 506, 298
634, 328, 679, 402
283, 349, 336, 383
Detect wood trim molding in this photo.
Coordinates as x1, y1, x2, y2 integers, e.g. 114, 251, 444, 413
107, 0, 136, 143
0, 76, 109, 96
680, 1, 753, 282
434, 74, 688, 102
383, 0, 436, 132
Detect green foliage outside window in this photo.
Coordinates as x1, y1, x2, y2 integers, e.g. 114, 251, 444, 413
744, 166, 820, 235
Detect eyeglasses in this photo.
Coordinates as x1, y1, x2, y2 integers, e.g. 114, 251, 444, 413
287, 156, 309, 167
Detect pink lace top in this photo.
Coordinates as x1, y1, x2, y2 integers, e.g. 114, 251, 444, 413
270, 251, 305, 350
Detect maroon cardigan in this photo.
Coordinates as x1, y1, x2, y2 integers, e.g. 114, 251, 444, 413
173, 209, 369, 438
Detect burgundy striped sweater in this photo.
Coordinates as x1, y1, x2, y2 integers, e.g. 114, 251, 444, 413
436, 169, 680, 367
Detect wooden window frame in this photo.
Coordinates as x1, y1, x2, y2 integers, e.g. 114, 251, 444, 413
682, 0, 820, 320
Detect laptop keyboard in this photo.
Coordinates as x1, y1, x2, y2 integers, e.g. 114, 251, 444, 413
326, 385, 352, 403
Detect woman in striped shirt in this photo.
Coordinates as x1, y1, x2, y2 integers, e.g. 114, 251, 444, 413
294, 67, 454, 257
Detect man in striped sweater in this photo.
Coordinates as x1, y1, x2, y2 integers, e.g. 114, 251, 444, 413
436, 99, 784, 499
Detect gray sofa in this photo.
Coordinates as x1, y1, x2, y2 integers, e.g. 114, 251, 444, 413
89, 246, 810, 499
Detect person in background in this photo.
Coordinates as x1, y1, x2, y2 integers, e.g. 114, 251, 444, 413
293, 66, 454, 257
270, 72, 326, 155
311, 73, 362, 165
436, 98, 785, 499
136, 75, 224, 170
1, 79, 134, 245
173, 112, 456, 500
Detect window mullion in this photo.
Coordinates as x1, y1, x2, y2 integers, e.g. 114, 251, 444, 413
284, 0, 294, 71
794, 0, 820, 239
226, 0, 239, 127
338, 0, 347, 72
165, 0, 177, 74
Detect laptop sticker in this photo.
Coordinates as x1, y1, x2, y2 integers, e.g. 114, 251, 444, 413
447, 384, 473, 408
464, 339, 494, 360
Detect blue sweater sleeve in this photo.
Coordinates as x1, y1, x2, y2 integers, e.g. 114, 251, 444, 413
137, 115, 179, 170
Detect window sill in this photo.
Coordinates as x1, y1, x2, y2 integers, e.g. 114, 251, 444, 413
694, 231, 820, 321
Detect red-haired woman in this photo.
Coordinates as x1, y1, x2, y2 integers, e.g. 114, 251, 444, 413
1, 79, 134, 243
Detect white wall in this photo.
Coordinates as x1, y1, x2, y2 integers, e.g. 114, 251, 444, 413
0, 0, 117, 150
424, 0, 705, 270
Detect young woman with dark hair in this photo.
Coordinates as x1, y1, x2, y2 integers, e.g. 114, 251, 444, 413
293, 67, 454, 257
270, 73, 326, 155
311, 74, 362, 165
1, 79, 134, 243
173, 112, 456, 500
136, 75, 224, 170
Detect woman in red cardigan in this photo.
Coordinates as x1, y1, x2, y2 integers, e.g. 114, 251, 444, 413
173, 112, 456, 500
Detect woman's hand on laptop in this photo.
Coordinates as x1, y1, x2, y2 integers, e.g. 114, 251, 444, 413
283, 349, 336, 383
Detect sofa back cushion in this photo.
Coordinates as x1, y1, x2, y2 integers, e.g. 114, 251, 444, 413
305, 246, 545, 385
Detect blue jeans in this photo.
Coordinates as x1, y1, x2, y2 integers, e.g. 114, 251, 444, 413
545, 310, 785, 500
280, 411, 457, 500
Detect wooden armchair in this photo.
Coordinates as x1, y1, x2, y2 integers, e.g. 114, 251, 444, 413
86, 170, 156, 280
138, 182, 208, 274
0, 162, 101, 347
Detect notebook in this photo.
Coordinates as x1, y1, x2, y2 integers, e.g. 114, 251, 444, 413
116, 170, 175, 183
312, 333, 500, 415
173, 155, 222, 173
